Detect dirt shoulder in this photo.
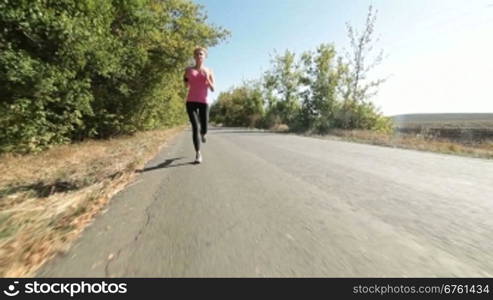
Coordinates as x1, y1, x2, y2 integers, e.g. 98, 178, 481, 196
0, 126, 185, 277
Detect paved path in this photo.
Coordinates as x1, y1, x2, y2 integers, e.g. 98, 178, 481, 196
39, 127, 493, 277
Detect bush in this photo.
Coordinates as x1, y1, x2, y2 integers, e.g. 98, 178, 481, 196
210, 83, 264, 128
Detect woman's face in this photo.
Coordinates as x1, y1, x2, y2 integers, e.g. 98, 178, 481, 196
194, 50, 206, 64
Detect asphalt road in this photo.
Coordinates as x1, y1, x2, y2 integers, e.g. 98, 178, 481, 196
38, 127, 493, 277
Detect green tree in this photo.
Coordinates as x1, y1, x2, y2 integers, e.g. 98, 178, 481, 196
296, 44, 345, 133
0, 0, 229, 153
336, 5, 391, 131
210, 82, 264, 127
263, 50, 302, 128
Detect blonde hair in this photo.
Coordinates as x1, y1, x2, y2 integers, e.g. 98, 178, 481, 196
193, 47, 207, 56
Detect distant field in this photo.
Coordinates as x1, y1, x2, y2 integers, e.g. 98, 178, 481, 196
390, 113, 493, 142
392, 113, 493, 128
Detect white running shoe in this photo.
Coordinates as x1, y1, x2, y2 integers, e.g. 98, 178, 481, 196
201, 134, 206, 143
195, 152, 202, 164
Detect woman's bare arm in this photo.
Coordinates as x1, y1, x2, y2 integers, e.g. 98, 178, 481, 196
207, 69, 215, 92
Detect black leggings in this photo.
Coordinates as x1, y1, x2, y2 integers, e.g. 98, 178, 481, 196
186, 102, 209, 151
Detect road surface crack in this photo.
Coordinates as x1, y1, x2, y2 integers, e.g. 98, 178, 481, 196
104, 188, 162, 277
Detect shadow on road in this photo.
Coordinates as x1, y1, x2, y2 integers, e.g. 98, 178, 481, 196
135, 157, 196, 173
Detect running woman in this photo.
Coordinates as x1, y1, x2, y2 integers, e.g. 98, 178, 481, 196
183, 47, 215, 164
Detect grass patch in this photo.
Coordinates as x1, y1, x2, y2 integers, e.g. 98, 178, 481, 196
319, 129, 493, 159
0, 126, 185, 277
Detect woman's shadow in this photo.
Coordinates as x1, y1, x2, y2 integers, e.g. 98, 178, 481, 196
135, 157, 196, 173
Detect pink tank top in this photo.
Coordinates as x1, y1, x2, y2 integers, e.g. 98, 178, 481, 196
186, 68, 209, 104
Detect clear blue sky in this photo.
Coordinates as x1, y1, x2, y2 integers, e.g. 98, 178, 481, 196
194, 0, 493, 116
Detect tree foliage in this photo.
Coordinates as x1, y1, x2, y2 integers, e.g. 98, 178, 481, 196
210, 81, 264, 128
294, 44, 344, 133
210, 5, 392, 134
0, 0, 229, 153
336, 5, 388, 130
263, 50, 302, 127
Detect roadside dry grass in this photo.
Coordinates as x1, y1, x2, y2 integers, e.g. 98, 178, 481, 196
0, 126, 184, 277
317, 129, 493, 159
246, 124, 493, 159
